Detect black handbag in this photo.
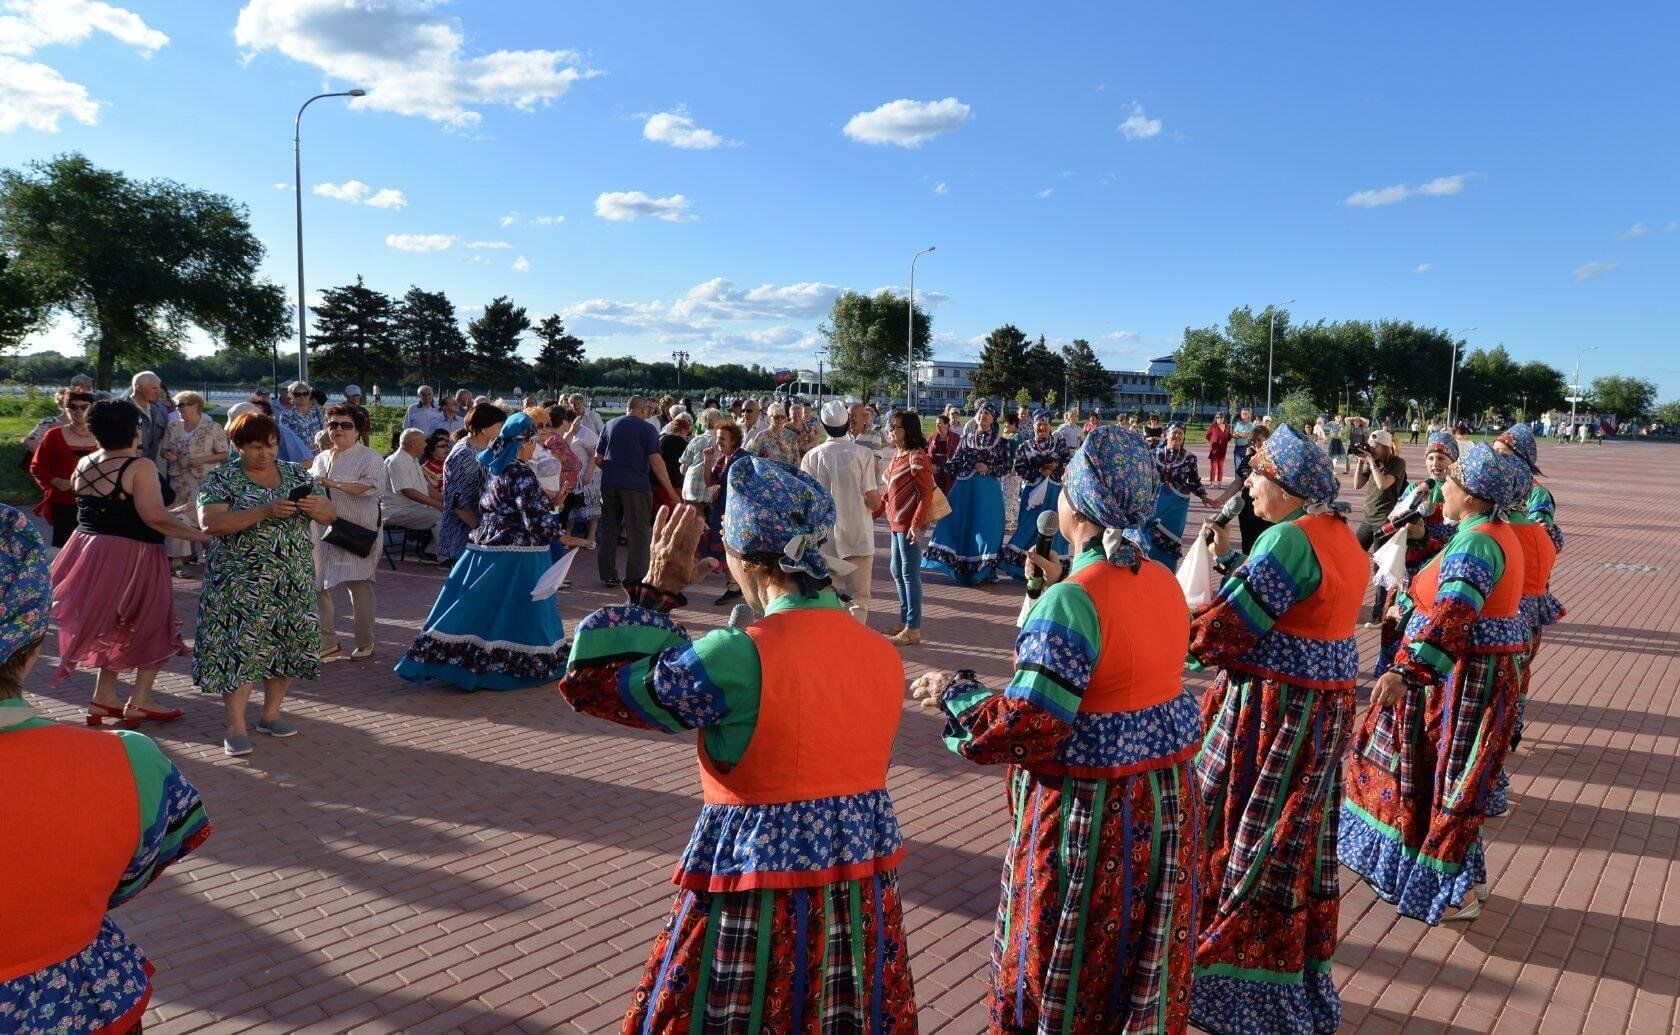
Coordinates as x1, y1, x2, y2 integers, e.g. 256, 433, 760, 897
320, 483, 379, 559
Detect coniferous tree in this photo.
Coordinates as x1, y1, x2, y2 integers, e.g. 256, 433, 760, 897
394, 286, 467, 389
1062, 338, 1113, 407
530, 314, 585, 392
1023, 334, 1066, 404
467, 295, 531, 387
970, 323, 1030, 402
308, 275, 398, 388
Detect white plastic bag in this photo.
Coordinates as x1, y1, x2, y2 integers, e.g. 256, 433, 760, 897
1371, 531, 1409, 592
1176, 531, 1215, 608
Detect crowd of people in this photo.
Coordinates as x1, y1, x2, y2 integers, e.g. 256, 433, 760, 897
3, 374, 1573, 1033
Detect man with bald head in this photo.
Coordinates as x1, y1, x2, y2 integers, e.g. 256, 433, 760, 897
127, 371, 168, 462
384, 427, 443, 555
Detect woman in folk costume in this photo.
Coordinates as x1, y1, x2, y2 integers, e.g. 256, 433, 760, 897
911, 426, 1203, 1034
1338, 445, 1533, 925
998, 411, 1072, 580
924, 400, 1012, 585
557, 461, 917, 1032
1486, 425, 1562, 818
1373, 431, 1460, 676
1190, 423, 1368, 1035
1146, 424, 1212, 568
0, 504, 213, 1032
396, 412, 593, 691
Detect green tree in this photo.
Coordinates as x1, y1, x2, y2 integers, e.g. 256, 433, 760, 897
1512, 361, 1567, 415
1061, 337, 1112, 407
1652, 400, 1680, 425
1276, 388, 1320, 433
1022, 335, 1065, 403
1589, 374, 1657, 419
1044, 388, 1059, 410
819, 290, 932, 398
1161, 327, 1229, 411
0, 153, 289, 389
531, 314, 586, 392
393, 286, 468, 389
309, 276, 398, 388
467, 295, 532, 387
971, 323, 1030, 401
0, 253, 46, 354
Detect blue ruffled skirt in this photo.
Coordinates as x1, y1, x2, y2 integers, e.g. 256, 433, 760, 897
997, 478, 1068, 580
922, 474, 1004, 585
395, 544, 566, 691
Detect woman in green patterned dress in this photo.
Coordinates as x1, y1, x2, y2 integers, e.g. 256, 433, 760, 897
194, 412, 335, 758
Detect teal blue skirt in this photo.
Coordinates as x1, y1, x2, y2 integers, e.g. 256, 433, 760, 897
395, 544, 566, 691
923, 474, 1004, 585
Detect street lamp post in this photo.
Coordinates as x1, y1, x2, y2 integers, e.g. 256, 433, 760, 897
908, 246, 935, 410
294, 88, 366, 385
1445, 325, 1476, 427
672, 350, 689, 392
1570, 345, 1598, 440
1265, 298, 1294, 414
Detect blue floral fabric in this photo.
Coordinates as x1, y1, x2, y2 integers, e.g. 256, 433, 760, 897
1250, 423, 1339, 505
1053, 692, 1204, 773
1453, 443, 1529, 508
1497, 422, 1542, 473
945, 427, 1012, 480
1063, 425, 1159, 532
1336, 807, 1487, 926
723, 455, 841, 581
438, 438, 487, 561
0, 503, 49, 661
676, 790, 904, 890
1425, 430, 1459, 461
1189, 966, 1340, 1035
471, 460, 569, 547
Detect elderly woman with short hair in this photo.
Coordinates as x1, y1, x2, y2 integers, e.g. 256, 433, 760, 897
280, 380, 323, 446
311, 404, 383, 661
195, 411, 335, 757
160, 390, 229, 572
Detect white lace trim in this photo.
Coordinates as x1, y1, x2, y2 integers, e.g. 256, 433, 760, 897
464, 543, 551, 554
419, 629, 566, 654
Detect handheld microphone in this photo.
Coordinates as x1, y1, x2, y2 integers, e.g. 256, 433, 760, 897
1380, 479, 1438, 536
1026, 511, 1059, 599
1204, 493, 1245, 542
727, 603, 757, 629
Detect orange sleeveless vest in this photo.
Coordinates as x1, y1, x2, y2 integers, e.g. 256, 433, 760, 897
0, 724, 139, 982
1069, 560, 1190, 713
1270, 513, 1369, 643
697, 607, 904, 806
1410, 520, 1525, 621
1510, 519, 1557, 598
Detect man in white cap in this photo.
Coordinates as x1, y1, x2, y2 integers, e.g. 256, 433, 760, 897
801, 400, 881, 622
343, 385, 371, 445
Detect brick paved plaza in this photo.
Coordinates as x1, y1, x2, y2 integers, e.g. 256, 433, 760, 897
19, 440, 1680, 1034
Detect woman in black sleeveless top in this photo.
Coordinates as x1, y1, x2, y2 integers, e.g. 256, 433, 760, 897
48, 400, 213, 728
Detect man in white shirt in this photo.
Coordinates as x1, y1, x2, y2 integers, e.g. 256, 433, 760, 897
802, 400, 882, 622
568, 393, 604, 437
1054, 408, 1084, 452
405, 386, 438, 433
739, 399, 767, 453
680, 408, 725, 505
383, 428, 443, 553
430, 395, 465, 437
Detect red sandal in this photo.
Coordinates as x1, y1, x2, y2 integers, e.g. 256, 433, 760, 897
122, 704, 185, 728
86, 702, 126, 727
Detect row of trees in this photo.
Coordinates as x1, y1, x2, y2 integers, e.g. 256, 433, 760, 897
968, 326, 1113, 406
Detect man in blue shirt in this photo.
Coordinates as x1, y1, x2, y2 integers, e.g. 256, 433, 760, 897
595, 396, 676, 585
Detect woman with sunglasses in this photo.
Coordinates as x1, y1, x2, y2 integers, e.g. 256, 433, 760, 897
28, 390, 98, 547
310, 406, 383, 662
279, 381, 324, 452
160, 391, 230, 574
396, 413, 594, 691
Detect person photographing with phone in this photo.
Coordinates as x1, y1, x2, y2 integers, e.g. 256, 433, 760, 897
1352, 429, 1407, 626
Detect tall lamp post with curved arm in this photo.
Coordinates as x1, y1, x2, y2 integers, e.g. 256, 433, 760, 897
294, 89, 366, 384
908, 246, 935, 410
1445, 325, 1477, 427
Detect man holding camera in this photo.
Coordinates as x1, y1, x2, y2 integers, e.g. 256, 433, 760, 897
1353, 429, 1407, 625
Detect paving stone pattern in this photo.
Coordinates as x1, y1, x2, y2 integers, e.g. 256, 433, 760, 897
20, 441, 1680, 1033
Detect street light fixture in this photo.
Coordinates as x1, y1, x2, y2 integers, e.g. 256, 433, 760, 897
1445, 326, 1476, 427
672, 350, 690, 392
1265, 298, 1294, 413
294, 88, 366, 385
1570, 345, 1599, 439
908, 246, 935, 410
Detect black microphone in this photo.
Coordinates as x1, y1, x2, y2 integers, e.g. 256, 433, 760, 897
1204, 492, 1245, 542
1026, 510, 1058, 599
1379, 479, 1438, 536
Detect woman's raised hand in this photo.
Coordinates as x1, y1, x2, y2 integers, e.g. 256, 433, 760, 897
646, 504, 717, 594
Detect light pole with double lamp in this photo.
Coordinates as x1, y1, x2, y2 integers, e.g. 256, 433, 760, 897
1265, 298, 1294, 414
1569, 345, 1598, 439
294, 89, 367, 384
1445, 325, 1477, 427
908, 246, 935, 411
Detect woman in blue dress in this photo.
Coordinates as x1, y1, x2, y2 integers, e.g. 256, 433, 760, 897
998, 411, 1071, 579
396, 412, 593, 691
923, 401, 1011, 585
1146, 422, 1211, 568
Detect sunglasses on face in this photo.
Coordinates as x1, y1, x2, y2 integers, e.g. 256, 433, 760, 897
67, 403, 90, 412
291, 390, 310, 397
325, 421, 356, 431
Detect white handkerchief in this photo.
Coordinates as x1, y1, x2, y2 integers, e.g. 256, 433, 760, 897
530, 549, 579, 601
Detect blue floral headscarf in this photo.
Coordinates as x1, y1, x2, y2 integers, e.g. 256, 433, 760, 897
1454, 443, 1530, 511
0, 504, 50, 666
1064, 426, 1161, 566
477, 411, 534, 476
1426, 430, 1459, 462
1497, 423, 1543, 475
723, 456, 853, 583
1251, 423, 1340, 509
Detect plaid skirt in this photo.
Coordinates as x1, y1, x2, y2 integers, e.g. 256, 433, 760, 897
1339, 650, 1523, 925
986, 764, 1198, 1034
622, 872, 917, 1034
1190, 673, 1353, 1035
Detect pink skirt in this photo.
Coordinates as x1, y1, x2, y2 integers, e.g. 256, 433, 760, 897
49, 531, 188, 684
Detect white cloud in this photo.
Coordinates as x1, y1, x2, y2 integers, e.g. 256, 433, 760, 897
1343, 172, 1476, 207
365, 187, 407, 209
746, 326, 804, 347
273, 182, 290, 190
313, 179, 369, 202
873, 286, 950, 308
1035, 187, 1054, 199
594, 190, 695, 223
1618, 222, 1649, 239
499, 211, 519, 228
1105, 330, 1140, 342
1571, 261, 1616, 282
0, 1, 168, 134
532, 214, 564, 225
1413, 263, 1433, 273
1667, 221, 1678, 233
386, 233, 454, 253
466, 240, 511, 249
643, 107, 734, 149
1117, 103, 1162, 141
234, 0, 596, 129
933, 181, 948, 195
671, 278, 840, 322
465, 254, 489, 265
511, 255, 530, 272
843, 97, 970, 147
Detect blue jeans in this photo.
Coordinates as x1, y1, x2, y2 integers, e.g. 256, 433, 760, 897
889, 531, 924, 629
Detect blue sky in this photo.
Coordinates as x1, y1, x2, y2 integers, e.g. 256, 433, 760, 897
3, 1, 1678, 398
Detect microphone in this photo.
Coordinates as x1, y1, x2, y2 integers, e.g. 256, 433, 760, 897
1380, 479, 1438, 536
727, 603, 757, 629
1204, 492, 1245, 542
1027, 511, 1059, 599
